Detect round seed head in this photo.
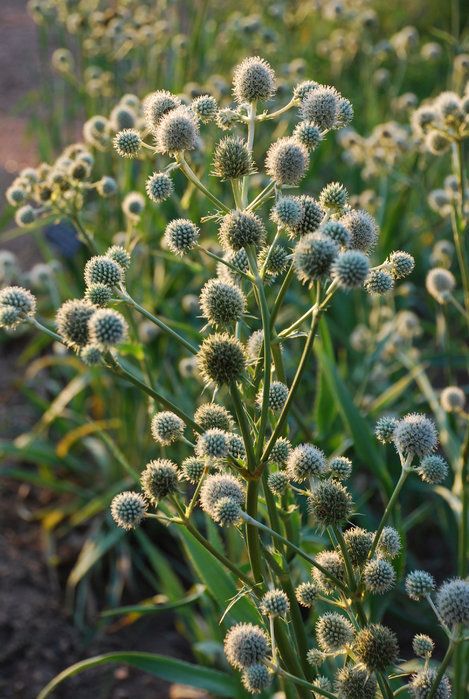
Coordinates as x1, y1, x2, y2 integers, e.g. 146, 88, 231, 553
241, 663, 271, 694
313, 550, 345, 594
375, 416, 399, 444
111, 491, 147, 530
213, 496, 243, 527
306, 648, 325, 667
393, 413, 438, 458
192, 94, 218, 123
364, 269, 394, 295
328, 456, 353, 481
300, 87, 339, 130
316, 612, 355, 652
200, 278, 246, 327
216, 107, 239, 130
224, 623, 270, 669
110, 105, 136, 131
378, 527, 401, 559
164, 218, 200, 255
332, 250, 370, 288
409, 669, 451, 699
405, 570, 435, 600
293, 233, 338, 285
80, 344, 103, 366
425, 130, 451, 155
56, 299, 95, 349
343, 527, 373, 567
113, 128, 142, 158
290, 195, 324, 237
294, 80, 320, 100
436, 578, 469, 626
337, 97, 354, 127
196, 428, 230, 460
96, 176, 117, 197
143, 90, 181, 131
260, 589, 290, 617
181, 457, 205, 484
288, 443, 326, 481
412, 634, 434, 658
6, 183, 27, 206
267, 471, 290, 495
194, 403, 233, 432
319, 182, 348, 214
218, 248, 250, 284
146, 172, 174, 203
363, 558, 396, 594
340, 209, 378, 252
84, 282, 113, 307
228, 433, 246, 460
417, 454, 448, 485
0, 285, 36, 317
212, 136, 255, 180
232, 56, 276, 103
84, 255, 122, 287
0, 305, 22, 328
335, 666, 377, 699
106, 245, 131, 271
293, 121, 322, 150
411, 106, 437, 135
122, 192, 145, 219
440, 386, 465, 413
88, 308, 128, 349
354, 624, 399, 671
197, 332, 246, 386
155, 106, 199, 154
141, 459, 178, 504
295, 581, 318, 608
200, 473, 245, 517
151, 411, 185, 446
426, 268, 455, 303
270, 196, 303, 230
15, 205, 37, 227
265, 137, 309, 186
219, 210, 265, 251
308, 480, 353, 527
321, 220, 351, 246
270, 437, 292, 465
389, 251, 415, 279
257, 381, 289, 412
258, 243, 289, 281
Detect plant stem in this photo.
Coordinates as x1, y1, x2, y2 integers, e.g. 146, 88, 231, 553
426, 639, 457, 699
369, 456, 412, 559
176, 153, 230, 213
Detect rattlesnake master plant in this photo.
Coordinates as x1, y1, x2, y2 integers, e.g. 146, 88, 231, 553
2, 55, 468, 699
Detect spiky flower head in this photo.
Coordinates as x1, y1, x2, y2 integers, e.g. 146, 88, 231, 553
425, 130, 451, 155
293, 233, 338, 285
354, 624, 399, 671
80, 344, 103, 366
316, 612, 354, 652
308, 480, 353, 527
197, 333, 245, 386
417, 454, 448, 484
199, 278, 246, 327
194, 403, 233, 432
260, 588, 290, 617
224, 623, 270, 669
88, 308, 128, 349
0, 305, 22, 329
426, 268, 455, 303
393, 413, 438, 458
200, 473, 245, 517
219, 210, 265, 251
300, 86, 339, 130
228, 433, 246, 460
155, 106, 199, 154
365, 269, 394, 295
405, 570, 435, 600
111, 491, 147, 530
212, 136, 255, 180
181, 457, 205, 483
84, 282, 113, 307
113, 128, 142, 158
288, 195, 324, 238
15, 205, 37, 227
436, 578, 469, 626
164, 218, 200, 255
440, 386, 465, 413
192, 94, 218, 123
328, 456, 352, 481
375, 416, 399, 444
293, 121, 322, 150
343, 527, 373, 567
287, 443, 326, 481
0, 286, 36, 318
340, 209, 378, 252
141, 458, 178, 503
84, 255, 122, 288
106, 245, 131, 271
96, 176, 117, 197
232, 56, 276, 103
293, 80, 320, 100
378, 527, 401, 559
195, 428, 230, 460
267, 471, 289, 495
295, 581, 318, 608
363, 558, 396, 594
257, 381, 289, 412
241, 663, 271, 694
151, 411, 185, 446
409, 669, 451, 699
337, 97, 354, 126
319, 182, 348, 214
332, 250, 370, 289
216, 107, 239, 131
56, 299, 95, 349
265, 137, 309, 186
412, 634, 434, 658
270, 196, 303, 230
313, 550, 345, 594
389, 251, 415, 279
146, 172, 174, 203
213, 497, 243, 527
270, 437, 292, 465
122, 192, 145, 219
335, 666, 377, 699
321, 220, 351, 247
143, 90, 181, 131
306, 648, 325, 667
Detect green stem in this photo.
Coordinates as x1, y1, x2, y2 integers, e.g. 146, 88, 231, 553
230, 381, 256, 470
369, 457, 412, 559
426, 639, 457, 699
176, 153, 230, 213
